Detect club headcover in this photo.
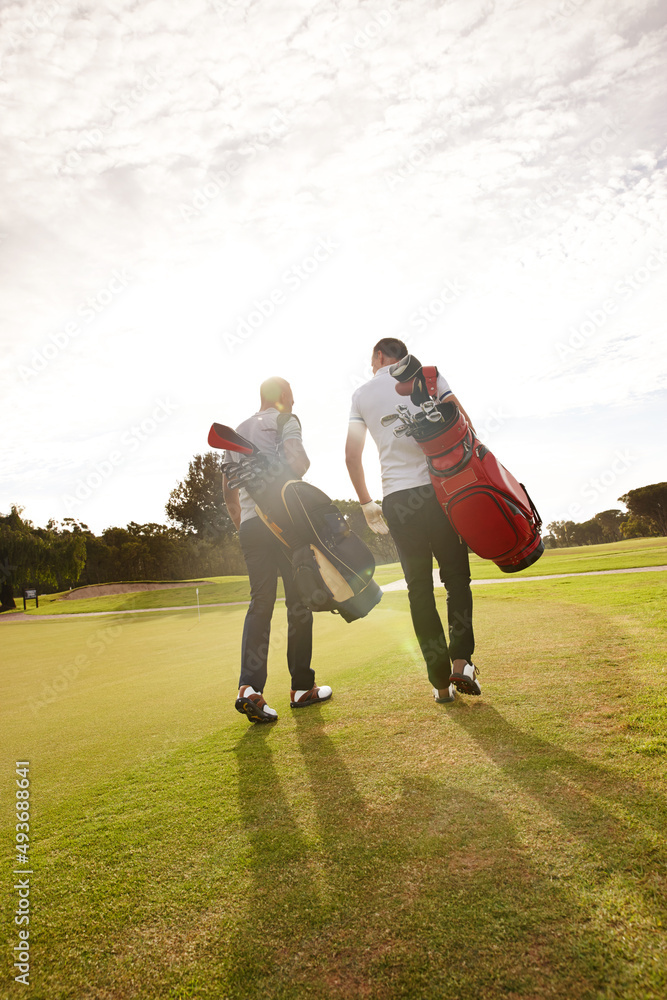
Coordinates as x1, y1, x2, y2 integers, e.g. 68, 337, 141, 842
389, 355, 436, 406
208, 423, 258, 455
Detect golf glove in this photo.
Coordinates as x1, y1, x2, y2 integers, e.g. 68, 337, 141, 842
361, 500, 389, 535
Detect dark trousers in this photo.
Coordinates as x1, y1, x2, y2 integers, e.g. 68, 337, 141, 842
238, 516, 315, 694
383, 485, 474, 690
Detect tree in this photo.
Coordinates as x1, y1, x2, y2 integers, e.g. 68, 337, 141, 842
570, 518, 605, 546
620, 515, 660, 540
0, 507, 87, 607
546, 520, 577, 547
166, 452, 233, 539
0, 506, 26, 610
619, 483, 667, 536
593, 509, 626, 542
40, 519, 88, 591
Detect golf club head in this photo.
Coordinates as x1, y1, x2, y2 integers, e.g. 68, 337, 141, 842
381, 412, 400, 426
422, 400, 444, 423
396, 404, 414, 423
394, 423, 413, 438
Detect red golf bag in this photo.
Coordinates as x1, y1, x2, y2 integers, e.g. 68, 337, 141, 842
389, 357, 544, 573
208, 422, 382, 622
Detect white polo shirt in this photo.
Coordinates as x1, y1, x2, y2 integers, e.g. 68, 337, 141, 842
226, 408, 303, 523
349, 365, 452, 498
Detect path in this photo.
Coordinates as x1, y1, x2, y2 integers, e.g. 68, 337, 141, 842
381, 564, 667, 592
1, 565, 665, 622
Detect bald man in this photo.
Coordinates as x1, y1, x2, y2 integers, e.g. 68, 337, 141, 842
223, 377, 332, 723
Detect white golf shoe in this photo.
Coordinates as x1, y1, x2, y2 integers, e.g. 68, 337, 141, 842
290, 685, 333, 708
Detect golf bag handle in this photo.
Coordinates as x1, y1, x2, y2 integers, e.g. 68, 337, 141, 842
520, 483, 543, 531
422, 366, 438, 399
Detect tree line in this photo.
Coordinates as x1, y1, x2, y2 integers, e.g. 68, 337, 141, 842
1, 459, 664, 612
544, 483, 666, 547
0, 452, 398, 611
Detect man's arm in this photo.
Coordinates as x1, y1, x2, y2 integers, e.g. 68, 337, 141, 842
345, 421, 372, 504
222, 473, 241, 531
283, 437, 310, 478
345, 422, 389, 534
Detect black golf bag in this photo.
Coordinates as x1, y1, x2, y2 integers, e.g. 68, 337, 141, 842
208, 422, 382, 622
389, 356, 544, 573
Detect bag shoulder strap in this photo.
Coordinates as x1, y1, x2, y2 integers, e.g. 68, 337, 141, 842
422, 367, 439, 399
276, 412, 301, 442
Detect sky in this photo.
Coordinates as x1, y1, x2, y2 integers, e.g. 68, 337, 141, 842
1, 0, 665, 536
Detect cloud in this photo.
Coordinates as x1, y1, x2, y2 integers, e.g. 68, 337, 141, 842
1, 0, 665, 530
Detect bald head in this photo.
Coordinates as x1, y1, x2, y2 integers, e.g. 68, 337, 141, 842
260, 377, 294, 413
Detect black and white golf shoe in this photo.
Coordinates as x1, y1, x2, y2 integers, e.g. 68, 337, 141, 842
235, 685, 278, 723
449, 662, 481, 697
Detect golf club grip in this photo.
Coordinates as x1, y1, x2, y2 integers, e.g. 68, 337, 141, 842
389, 354, 423, 383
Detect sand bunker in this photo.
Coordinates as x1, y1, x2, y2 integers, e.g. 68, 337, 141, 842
62, 581, 214, 600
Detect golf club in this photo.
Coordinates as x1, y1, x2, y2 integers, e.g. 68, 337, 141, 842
396, 404, 416, 425
422, 400, 444, 423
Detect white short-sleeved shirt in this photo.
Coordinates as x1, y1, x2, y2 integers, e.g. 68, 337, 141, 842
349, 365, 452, 498
226, 408, 303, 523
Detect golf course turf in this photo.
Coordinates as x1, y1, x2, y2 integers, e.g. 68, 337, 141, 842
5, 537, 666, 618
1, 543, 666, 998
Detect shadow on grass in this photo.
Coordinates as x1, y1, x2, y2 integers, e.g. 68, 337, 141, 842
450, 704, 667, 906
227, 708, 660, 1000
26, 702, 667, 1000
451, 704, 667, 840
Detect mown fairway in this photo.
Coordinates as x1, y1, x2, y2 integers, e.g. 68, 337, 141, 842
1, 561, 666, 999
10, 537, 667, 617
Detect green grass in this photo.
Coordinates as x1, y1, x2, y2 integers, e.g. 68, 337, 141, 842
1, 560, 666, 999
4, 537, 665, 618
7, 576, 255, 617
467, 535, 667, 580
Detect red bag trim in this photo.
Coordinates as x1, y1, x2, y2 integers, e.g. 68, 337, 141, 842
422, 366, 439, 398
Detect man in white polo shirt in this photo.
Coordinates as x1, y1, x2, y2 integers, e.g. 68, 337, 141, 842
223, 376, 332, 723
345, 339, 479, 702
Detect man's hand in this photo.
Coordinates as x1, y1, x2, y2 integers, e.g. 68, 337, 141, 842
361, 500, 389, 535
